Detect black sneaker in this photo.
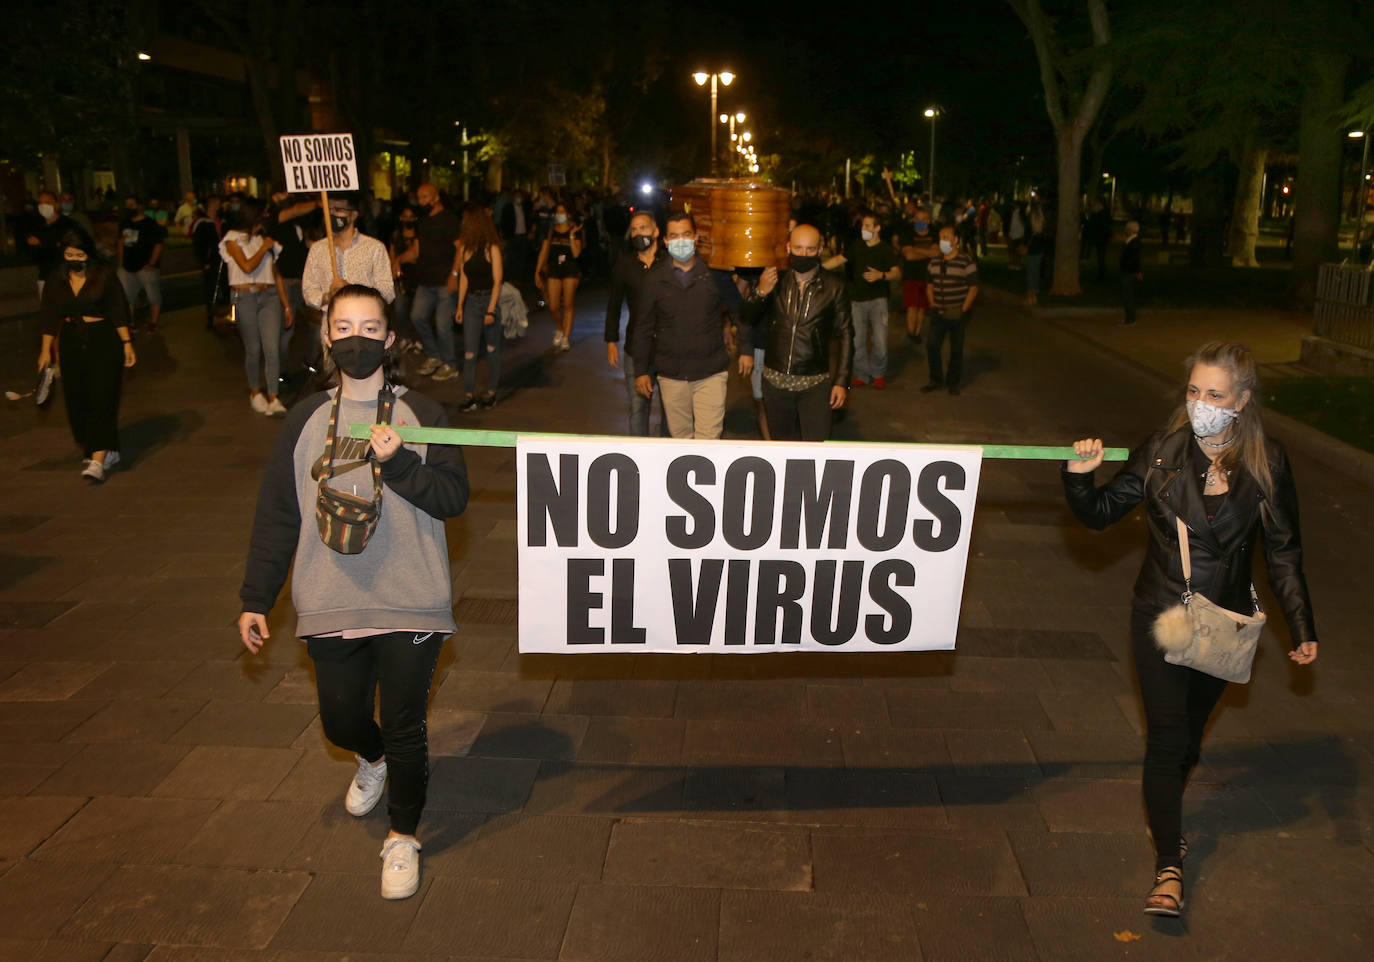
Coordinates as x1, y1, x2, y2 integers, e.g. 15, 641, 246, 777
459, 395, 480, 413
478, 392, 497, 409
920, 381, 944, 393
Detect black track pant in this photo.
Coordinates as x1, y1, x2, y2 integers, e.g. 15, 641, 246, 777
1131, 606, 1228, 872
306, 631, 445, 835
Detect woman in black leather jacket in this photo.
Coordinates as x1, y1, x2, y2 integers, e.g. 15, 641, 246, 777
1062, 341, 1317, 918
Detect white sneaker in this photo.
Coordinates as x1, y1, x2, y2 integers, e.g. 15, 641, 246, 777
250, 393, 269, 414
103, 451, 120, 471
416, 357, 442, 376
345, 755, 387, 816
265, 397, 288, 417
81, 460, 105, 484
431, 362, 460, 381
379, 836, 421, 900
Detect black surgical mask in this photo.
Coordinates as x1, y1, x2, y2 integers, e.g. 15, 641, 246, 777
789, 253, 820, 274
417, 203, 433, 216
67, 259, 88, 273
330, 213, 351, 232
630, 234, 654, 252
329, 335, 387, 379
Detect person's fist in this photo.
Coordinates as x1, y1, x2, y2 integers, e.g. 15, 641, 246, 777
759, 267, 779, 295
1066, 438, 1104, 473
238, 612, 270, 653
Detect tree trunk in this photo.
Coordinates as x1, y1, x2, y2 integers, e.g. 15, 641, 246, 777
1229, 145, 1267, 268
1292, 50, 1350, 306
1051, 129, 1084, 296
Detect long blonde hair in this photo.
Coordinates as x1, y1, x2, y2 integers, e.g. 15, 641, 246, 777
1165, 341, 1274, 501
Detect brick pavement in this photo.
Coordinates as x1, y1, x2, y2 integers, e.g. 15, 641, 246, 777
0, 288, 1371, 961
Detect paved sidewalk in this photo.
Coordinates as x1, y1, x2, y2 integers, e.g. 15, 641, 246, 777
0, 289, 1370, 961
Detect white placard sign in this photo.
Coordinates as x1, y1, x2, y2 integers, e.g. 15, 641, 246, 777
516, 437, 983, 653
279, 133, 359, 192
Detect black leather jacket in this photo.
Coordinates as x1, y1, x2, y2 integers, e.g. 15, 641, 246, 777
744, 268, 854, 386
1062, 426, 1316, 649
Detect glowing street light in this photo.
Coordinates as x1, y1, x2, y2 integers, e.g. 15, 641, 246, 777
923, 106, 943, 199
695, 70, 735, 175
136, 51, 152, 61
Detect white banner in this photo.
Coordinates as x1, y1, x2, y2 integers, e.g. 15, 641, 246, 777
279, 133, 359, 193
516, 437, 983, 653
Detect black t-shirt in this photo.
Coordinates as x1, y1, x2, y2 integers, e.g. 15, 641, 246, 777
845, 239, 898, 302
26, 214, 83, 276
899, 228, 938, 281
268, 211, 312, 280
119, 216, 166, 272
414, 207, 461, 286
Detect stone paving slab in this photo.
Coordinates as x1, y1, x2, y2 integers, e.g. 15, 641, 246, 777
59, 863, 311, 948
813, 830, 1026, 897
403, 876, 578, 957
717, 889, 925, 962
603, 818, 811, 890
176, 800, 321, 869
559, 883, 720, 962
35, 741, 191, 796
0, 795, 88, 856
32, 795, 218, 863
0, 858, 119, 939
426, 813, 612, 882
268, 872, 433, 953
151, 744, 301, 799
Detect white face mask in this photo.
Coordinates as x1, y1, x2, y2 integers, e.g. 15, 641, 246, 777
1187, 398, 1238, 438
938, 239, 954, 255
861, 228, 875, 242
38, 203, 56, 219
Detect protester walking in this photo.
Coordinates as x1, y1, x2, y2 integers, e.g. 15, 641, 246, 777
221, 199, 292, 416
190, 196, 226, 331
36, 232, 136, 483
389, 208, 421, 350
302, 193, 395, 312
899, 206, 938, 343
536, 203, 582, 351
630, 211, 745, 439
1062, 341, 1318, 918
605, 211, 667, 436
826, 211, 899, 387
743, 224, 853, 441
1024, 202, 1046, 306
116, 195, 166, 331
453, 205, 505, 412
921, 225, 979, 396
410, 183, 462, 381
24, 190, 82, 298
238, 283, 469, 902
1121, 219, 1143, 325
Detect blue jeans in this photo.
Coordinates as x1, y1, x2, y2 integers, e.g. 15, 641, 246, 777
410, 284, 457, 366
622, 353, 665, 437
233, 288, 282, 393
851, 297, 889, 381
462, 294, 502, 395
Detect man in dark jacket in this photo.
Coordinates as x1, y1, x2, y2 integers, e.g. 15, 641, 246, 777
744, 224, 853, 441
24, 190, 82, 297
190, 195, 225, 330
1120, 219, 1142, 325
630, 211, 746, 439
606, 211, 668, 436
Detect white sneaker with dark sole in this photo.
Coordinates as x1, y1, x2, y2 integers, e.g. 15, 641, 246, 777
345, 755, 387, 816
379, 836, 421, 900
81, 460, 105, 484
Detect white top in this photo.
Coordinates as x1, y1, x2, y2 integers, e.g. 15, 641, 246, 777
219, 231, 280, 286
301, 232, 395, 309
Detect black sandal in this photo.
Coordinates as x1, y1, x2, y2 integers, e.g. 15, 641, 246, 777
1144, 866, 1184, 917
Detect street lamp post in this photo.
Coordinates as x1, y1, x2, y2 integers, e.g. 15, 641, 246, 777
719, 111, 746, 174
1349, 130, 1369, 226
923, 107, 942, 202
695, 71, 735, 176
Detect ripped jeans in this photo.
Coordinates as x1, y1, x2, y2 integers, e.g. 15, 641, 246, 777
462, 291, 502, 396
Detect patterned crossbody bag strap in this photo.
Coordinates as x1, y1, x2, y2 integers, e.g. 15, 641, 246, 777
321, 387, 396, 496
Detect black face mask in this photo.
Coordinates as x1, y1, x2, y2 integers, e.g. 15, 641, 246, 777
789, 253, 820, 274
330, 213, 351, 232
417, 203, 433, 216
67, 259, 88, 273
630, 234, 654, 252
330, 335, 387, 379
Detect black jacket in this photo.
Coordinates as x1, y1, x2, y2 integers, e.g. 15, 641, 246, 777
1120, 236, 1141, 275
744, 267, 854, 386
630, 258, 739, 381
604, 246, 666, 356
1062, 426, 1316, 649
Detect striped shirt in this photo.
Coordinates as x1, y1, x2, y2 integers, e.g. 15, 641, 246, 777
926, 251, 979, 312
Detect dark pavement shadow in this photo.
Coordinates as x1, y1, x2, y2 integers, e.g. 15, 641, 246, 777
119, 410, 206, 468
